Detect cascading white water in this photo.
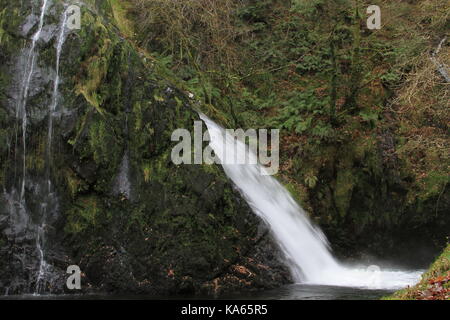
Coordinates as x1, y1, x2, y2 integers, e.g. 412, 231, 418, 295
35, 5, 69, 293
113, 153, 132, 199
16, 0, 49, 203
47, 7, 68, 157
200, 114, 422, 290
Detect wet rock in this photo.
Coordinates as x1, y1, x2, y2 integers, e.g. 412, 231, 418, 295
0, 0, 290, 297
20, 14, 38, 37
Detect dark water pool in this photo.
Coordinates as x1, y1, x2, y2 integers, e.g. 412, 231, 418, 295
0, 284, 393, 300
222, 284, 393, 300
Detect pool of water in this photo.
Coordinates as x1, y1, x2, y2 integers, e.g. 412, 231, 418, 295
223, 284, 394, 300
0, 284, 394, 300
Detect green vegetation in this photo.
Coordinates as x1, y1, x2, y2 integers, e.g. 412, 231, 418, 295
385, 244, 450, 300
126, 0, 449, 258
0, 0, 447, 296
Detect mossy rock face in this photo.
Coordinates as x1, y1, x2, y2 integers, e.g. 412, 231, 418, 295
283, 120, 448, 266
0, 1, 290, 295
301, 131, 449, 266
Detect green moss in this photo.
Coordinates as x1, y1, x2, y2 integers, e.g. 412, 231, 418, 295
0, 6, 22, 48
24, 136, 46, 172
74, 12, 114, 114
334, 168, 355, 218
0, 8, 7, 44
418, 171, 449, 202
109, 0, 134, 38
88, 119, 109, 164
65, 196, 103, 234
64, 169, 88, 199
384, 244, 450, 300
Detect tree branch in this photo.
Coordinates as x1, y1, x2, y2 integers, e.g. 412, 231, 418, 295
430, 37, 450, 83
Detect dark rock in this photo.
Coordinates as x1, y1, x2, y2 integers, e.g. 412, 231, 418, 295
0, 0, 290, 296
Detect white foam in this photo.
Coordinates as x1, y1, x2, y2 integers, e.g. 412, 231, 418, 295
201, 113, 422, 290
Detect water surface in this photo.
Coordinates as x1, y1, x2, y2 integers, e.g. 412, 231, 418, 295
1, 284, 394, 300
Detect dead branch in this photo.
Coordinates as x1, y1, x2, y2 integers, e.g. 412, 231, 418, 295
430, 37, 450, 83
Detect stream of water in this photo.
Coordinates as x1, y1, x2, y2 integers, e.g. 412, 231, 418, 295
35, 5, 69, 294
16, 0, 49, 203
200, 113, 422, 291
7, 0, 70, 294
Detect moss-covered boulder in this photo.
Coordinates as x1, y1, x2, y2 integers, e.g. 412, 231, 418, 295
0, 0, 290, 295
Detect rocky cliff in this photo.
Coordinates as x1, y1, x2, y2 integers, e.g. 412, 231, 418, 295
0, 0, 290, 295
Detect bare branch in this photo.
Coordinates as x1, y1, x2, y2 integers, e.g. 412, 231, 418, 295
430, 37, 450, 83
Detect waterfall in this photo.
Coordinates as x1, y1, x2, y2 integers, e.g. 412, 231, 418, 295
113, 153, 132, 200
35, 5, 69, 294
47, 7, 69, 159
200, 114, 422, 290
5, 0, 53, 294
16, 0, 49, 203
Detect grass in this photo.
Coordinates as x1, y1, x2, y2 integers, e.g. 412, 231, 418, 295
109, 0, 135, 39
129, 0, 243, 70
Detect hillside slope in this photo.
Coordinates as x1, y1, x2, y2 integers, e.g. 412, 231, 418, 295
129, 0, 449, 264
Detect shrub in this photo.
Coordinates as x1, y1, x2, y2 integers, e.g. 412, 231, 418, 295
130, 0, 246, 70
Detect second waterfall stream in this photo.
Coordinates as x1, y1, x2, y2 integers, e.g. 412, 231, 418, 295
200, 114, 422, 290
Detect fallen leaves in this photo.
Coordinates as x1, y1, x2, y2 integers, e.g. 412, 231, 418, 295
231, 265, 253, 278
416, 272, 450, 300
